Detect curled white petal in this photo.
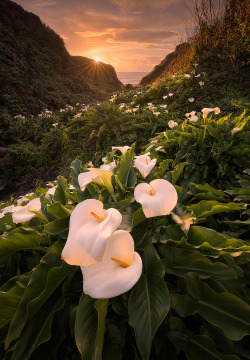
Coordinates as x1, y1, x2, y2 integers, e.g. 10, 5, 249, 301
62, 199, 122, 266
12, 198, 41, 223
134, 154, 157, 178
134, 179, 178, 218
82, 230, 142, 298
78, 171, 103, 189
112, 146, 131, 156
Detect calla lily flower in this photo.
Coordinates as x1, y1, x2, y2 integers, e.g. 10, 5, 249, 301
88, 168, 115, 197
185, 111, 198, 122
12, 198, 41, 223
100, 161, 116, 170
62, 199, 122, 266
199, 81, 204, 86
231, 127, 240, 135
134, 153, 157, 178
81, 230, 142, 298
168, 120, 178, 128
46, 186, 57, 196
134, 179, 178, 218
202, 107, 220, 119
78, 171, 104, 190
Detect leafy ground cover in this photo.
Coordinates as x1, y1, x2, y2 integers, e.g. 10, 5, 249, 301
0, 77, 249, 358
1, 65, 248, 197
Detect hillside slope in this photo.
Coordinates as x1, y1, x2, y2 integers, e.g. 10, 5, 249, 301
140, 43, 192, 86
140, 0, 249, 91
0, 0, 123, 116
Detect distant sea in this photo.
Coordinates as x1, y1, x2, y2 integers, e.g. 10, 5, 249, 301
117, 72, 148, 85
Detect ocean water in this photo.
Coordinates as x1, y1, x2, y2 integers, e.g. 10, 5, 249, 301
117, 72, 148, 85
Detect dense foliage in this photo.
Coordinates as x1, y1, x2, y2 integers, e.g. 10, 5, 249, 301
140, 0, 249, 97
0, 91, 249, 358
0, 0, 122, 118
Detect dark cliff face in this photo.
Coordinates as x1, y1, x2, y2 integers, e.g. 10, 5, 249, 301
140, 42, 192, 86
0, 0, 122, 115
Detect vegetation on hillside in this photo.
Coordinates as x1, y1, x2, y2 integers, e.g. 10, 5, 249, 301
0, 95, 249, 359
140, 0, 249, 97
0, 1, 249, 358
0, 0, 122, 118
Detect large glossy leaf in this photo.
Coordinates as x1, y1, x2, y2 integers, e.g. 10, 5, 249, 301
159, 246, 236, 278
75, 293, 108, 360
70, 158, 85, 195
116, 145, 135, 186
168, 330, 240, 360
44, 216, 70, 236
189, 201, 246, 218
10, 287, 65, 360
5, 239, 73, 349
102, 318, 126, 360
0, 230, 45, 264
166, 162, 189, 185
128, 244, 170, 360
185, 273, 250, 341
187, 226, 250, 253
0, 275, 30, 328
54, 176, 68, 205
47, 201, 72, 219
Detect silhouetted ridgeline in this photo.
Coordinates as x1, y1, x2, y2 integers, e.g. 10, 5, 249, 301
0, 0, 123, 116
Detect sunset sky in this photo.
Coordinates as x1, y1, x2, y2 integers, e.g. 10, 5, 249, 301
15, 0, 194, 72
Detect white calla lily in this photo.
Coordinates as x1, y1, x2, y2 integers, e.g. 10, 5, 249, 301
12, 198, 41, 223
134, 154, 157, 178
112, 146, 131, 156
231, 127, 240, 135
62, 199, 122, 266
202, 107, 220, 119
81, 230, 142, 298
134, 179, 178, 218
168, 120, 178, 128
88, 168, 115, 198
100, 161, 116, 170
78, 171, 104, 190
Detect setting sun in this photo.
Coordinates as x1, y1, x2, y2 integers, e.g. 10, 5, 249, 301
94, 57, 100, 62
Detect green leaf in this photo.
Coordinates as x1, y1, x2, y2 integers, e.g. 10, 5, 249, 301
0, 275, 30, 328
0, 230, 45, 263
189, 201, 246, 218
5, 239, 73, 349
127, 167, 137, 188
54, 176, 68, 205
102, 319, 126, 360
118, 207, 134, 232
44, 217, 70, 236
75, 293, 108, 360
47, 201, 72, 219
167, 162, 189, 185
168, 330, 240, 360
187, 226, 250, 253
159, 246, 236, 278
70, 158, 84, 192
116, 145, 135, 186
10, 287, 65, 360
185, 273, 250, 341
128, 244, 170, 360
132, 208, 146, 227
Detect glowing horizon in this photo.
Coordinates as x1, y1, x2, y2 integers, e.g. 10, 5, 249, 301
14, 0, 193, 72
